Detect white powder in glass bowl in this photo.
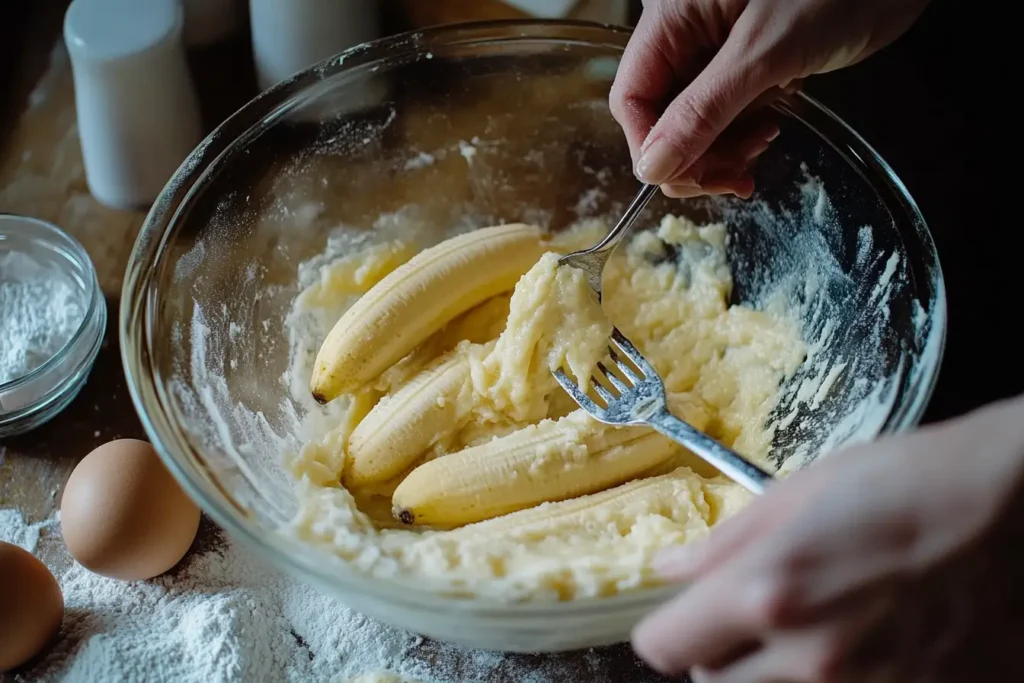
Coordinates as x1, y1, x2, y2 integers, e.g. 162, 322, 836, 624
0, 250, 86, 385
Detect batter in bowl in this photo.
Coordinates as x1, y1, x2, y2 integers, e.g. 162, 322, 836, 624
285, 214, 806, 600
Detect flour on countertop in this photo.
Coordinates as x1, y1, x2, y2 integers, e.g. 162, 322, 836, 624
0, 510, 598, 683
0, 509, 55, 553
0, 251, 86, 384
0, 510, 431, 682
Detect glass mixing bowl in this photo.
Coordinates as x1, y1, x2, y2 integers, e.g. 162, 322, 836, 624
121, 21, 945, 652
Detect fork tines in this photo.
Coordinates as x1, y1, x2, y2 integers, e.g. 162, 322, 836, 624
554, 327, 660, 414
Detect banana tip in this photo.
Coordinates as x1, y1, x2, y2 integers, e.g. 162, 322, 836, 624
312, 390, 329, 405
395, 508, 415, 525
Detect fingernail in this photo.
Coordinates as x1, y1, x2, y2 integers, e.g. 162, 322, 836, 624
765, 127, 781, 141
653, 542, 704, 577
635, 138, 682, 184
691, 668, 712, 683
663, 182, 701, 199
669, 179, 701, 190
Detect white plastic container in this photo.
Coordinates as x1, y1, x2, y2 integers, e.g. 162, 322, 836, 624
249, 0, 380, 91
64, 0, 203, 210
503, 0, 629, 24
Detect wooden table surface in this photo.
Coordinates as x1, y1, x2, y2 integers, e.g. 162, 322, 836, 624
0, 2, 672, 682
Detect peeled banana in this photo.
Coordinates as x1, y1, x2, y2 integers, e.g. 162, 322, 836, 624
310, 224, 546, 403
372, 293, 512, 396
391, 394, 712, 527
392, 416, 678, 527
442, 466, 710, 541
345, 349, 472, 487
437, 292, 511, 349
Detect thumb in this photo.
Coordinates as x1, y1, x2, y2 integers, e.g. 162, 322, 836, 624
635, 14, 785, 185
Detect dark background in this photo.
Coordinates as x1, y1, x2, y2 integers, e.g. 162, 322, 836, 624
798, 0, 1015, 423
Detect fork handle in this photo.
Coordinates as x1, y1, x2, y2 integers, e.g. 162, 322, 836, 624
586, 183, 659, 255
648, 409, 772, 495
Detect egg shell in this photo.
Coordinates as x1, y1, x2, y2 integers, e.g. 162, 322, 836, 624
60, 439, 201, 581
0, 541, 64, 672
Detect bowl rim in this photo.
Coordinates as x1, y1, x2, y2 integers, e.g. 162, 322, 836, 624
120, 19, 947, 621
0, 213, 106, 430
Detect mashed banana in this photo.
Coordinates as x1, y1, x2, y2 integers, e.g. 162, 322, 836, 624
287, 215, 806, 600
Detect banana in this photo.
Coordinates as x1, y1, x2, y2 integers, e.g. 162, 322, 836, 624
345, 350, 473, 487
310, 224, 546, 403
390, 415, 661, 527
441, 466, 709, 541
375, 292, 513, 395
438, 292, 511, 349
392, 394, 712, 527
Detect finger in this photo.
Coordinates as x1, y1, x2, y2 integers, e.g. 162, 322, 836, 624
750, 448, 927, 623
670, 119, 779, 191
692, 115, 779, 167
662, 175, 754, 199
653, 478, 802, 581
734, 125, 779, 161
657, 114, 779, 199
632, 569, 775, 675
609, 2, 709, 166
608, 7, 678, 164
693, 598, 886, 683
738, 79, 803, 120
660, 182, 704, 198
634, 8, 790, 185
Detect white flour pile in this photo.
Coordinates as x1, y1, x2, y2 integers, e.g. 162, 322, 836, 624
0, 251, 85, 385
0, 510, 466, 682
1, 510, 626, 682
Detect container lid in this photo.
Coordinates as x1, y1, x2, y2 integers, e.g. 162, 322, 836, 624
64, 0, 182, 63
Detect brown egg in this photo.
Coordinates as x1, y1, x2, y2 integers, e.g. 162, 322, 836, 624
60, 439, 200, 580
0, 541, 64, 672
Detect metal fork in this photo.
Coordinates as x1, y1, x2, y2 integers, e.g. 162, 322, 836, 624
555, 184, 772, 495
554, 330, 772, 494
557, 183, 659, 301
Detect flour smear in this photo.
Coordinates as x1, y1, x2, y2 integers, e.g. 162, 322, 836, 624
3, 509, 617, 683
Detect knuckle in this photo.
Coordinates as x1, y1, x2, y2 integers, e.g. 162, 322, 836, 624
880, 511, 920, 552
690, 667, 714, 683
731, 6, 801, 79
809, 633, 852, 682
671, 92, 721, 140
781, 544, 822, 575
749, 576, 797, 628
747, 549, 820, 628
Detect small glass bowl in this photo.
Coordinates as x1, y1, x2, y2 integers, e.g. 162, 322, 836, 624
0, 214, 106, 437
